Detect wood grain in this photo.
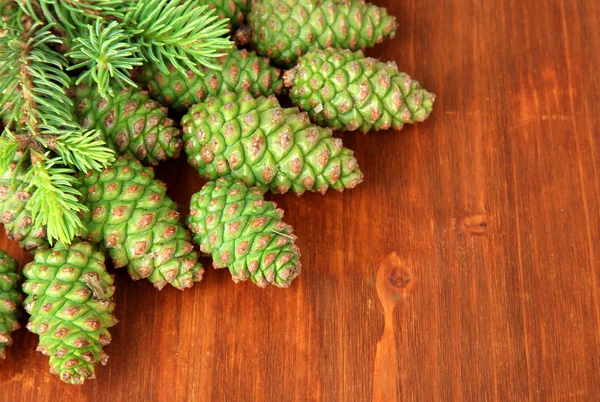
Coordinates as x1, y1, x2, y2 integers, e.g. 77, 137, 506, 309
1, 0, 599, 400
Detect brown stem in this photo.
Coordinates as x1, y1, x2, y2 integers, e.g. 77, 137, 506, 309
14, 133, 44, 154
19, 62, 39, 136
30, 148, 44, 163
40, 134, 57, 150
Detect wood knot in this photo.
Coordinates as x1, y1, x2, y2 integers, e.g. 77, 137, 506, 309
387, 267, 413, 295
461, 214, 488, 235
376, 252, 416, 301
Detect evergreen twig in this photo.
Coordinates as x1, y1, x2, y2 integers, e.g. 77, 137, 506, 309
0, 8, 114, 244
1, 20, 74, 135
67, 20, 142, 98
19, 0, 129, 37
124, 0, 232, 76
25, 152, 87, 245
52, 129, 116, 172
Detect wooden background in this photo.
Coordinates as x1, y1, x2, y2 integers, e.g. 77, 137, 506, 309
2, 0, 599, 400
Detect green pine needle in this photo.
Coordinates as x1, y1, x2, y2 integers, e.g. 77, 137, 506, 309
25, 152, 88, 245
0, 17, 114, 171
53, 129, 116, 172
124, 0, 233, 76
0, 21, 73, 134
67, 20, 143, 98
0, 10, 116, 245
19, 0, 130, 36
0, 130, 19, 174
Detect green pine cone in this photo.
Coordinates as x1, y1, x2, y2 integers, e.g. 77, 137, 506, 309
197, 0, 251, 31
181, 92, 363, 195
22, 241, 117, 385
74, 83, 183, 166
78, 155, 204, 290
0, 250, 21, 360
188, 178, 301, 288
136, 49, 284, 113
0, 152, 49, 252
284, 49, 435, 132
246, 0, 398, 67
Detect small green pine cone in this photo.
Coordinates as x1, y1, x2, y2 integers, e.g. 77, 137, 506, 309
181, 92, 363, 195
188, 178, 301, 288
0, 152, 49, 251
22, 241, 118, 385
74, 83, 183, 166
284, 49, 435, 132
0, 250, 21, 360
77, 155, 204, 290
136, 49, 284, 113
247, 0, 398, 67
197, 0, 251, 31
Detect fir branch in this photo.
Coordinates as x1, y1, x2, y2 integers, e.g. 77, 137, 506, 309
18, 0, 129, 36
124, 0, 232, 75
0, 11, 115, 245
26, 152, 87, 245
67, 20, 142, 98
52, 129, 116, 172
1, 16, 114, 168
0, 20, 70, 135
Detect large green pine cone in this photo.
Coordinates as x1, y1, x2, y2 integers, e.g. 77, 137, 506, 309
284, 49, 435, 132
22, 241, 117, 385
74, 83, 183, 166
78, 155, 203, 290
197, 0, 251, 30
188, 178, 301, 288
0, 250, 21, 360
136, 49, 284, 113
0, 153, 49, 251
247, 0, 398, 67
181, 92, 363, 195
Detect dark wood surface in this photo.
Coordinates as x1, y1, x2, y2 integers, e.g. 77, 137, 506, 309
2, 0, 600, 400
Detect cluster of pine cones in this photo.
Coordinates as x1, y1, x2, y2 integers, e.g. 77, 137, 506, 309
0, 0, 434, 384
